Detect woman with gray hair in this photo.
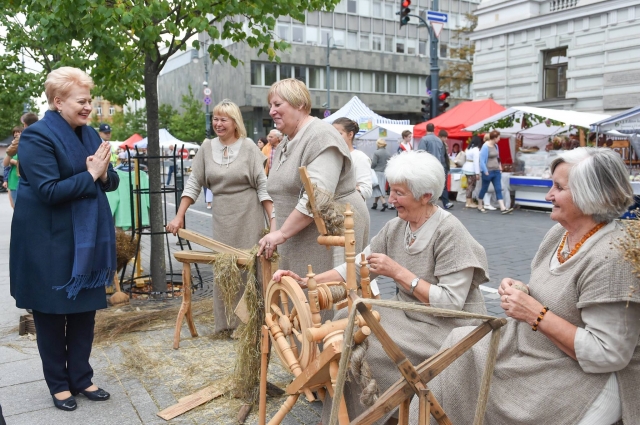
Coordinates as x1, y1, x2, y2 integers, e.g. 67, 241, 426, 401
424, 147, 639, 425
273, 150, 490, 423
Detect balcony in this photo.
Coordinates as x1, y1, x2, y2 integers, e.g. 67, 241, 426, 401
549, 0, 578, 12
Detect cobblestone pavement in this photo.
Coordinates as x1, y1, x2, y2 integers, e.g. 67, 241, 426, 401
0, 190, 555, 425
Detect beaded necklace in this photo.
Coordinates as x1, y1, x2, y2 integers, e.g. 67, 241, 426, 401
556, 222, 606, 264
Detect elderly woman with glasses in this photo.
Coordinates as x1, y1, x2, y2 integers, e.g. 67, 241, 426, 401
274, 150, 490, 423
421, 148, 639, 425
166, 99, 273, 334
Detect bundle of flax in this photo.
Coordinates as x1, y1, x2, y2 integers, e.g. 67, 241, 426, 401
619, 212, 640, 302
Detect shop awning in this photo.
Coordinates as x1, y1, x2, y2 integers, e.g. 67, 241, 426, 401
591, 105, 640, 134
413, 99, 506, 139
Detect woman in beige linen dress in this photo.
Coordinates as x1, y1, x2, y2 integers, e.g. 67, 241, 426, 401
274, 151, 490, 424
421, 148, 639, 425
257, 78, 369, 277
167, 100, 273, 333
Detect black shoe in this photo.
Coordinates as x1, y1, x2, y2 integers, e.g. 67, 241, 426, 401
52, 395, 77, 411
388, 205, 395, 210
381, 203, 388, 212
78, 388, 110, 401
371, 203, 377, 210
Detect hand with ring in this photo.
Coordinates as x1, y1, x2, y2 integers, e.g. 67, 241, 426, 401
257, 229, 287, 259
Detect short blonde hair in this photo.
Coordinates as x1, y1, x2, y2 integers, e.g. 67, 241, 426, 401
376, 139, 387, 148
44, 67, 94, 110
267, 78, 312, 114
212, 99, 247, 139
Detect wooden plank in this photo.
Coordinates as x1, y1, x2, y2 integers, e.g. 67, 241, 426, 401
286, 341, 342, 395
298, 166, 328, 236
350, 320, 499, 425
157, 385, 225, 420
173, 250, 249, 265
177, 229, 249, 257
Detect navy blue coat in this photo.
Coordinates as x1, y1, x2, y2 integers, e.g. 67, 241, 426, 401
10, 118, 119, 314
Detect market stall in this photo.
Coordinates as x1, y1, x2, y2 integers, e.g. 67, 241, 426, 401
464, 106, 610, 209
355, 122, 413, 157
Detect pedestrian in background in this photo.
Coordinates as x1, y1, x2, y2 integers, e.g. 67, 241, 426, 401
3, 126, 22, 208
370, 139, 391, 211
165, 144, 176, 185
257, 136, 267, 150
332, 117, 372, 200
262, 129, 282, 176
438, 130, 453, 208
418, 123, 453, 209
10, 67, 119, 411
477, 130, 512, 214
397, 130, 413, 153
462, 135, 482, 208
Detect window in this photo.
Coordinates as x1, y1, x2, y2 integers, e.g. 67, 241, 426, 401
292, 26, 304, 43
544, 48, 568, 99
306, 27, 318, 44
320, 29, 331, 46
385, 36, 394, 53
396, 39, 405, 53
347, 32, 358, 49
277, 24, 290, 41
334, 0, 346, 13
264, 63, 277, 86
387, 74, 397, 93
251, 62, 263, 85
439, 43, 448, 58
109, 106, 115, 115
308, 67, 323, 89
407, 39, 416, 55
280, 64, 292, 80
384, 4, 394, 20
397, 75, 408, 94
351, 71, 360, 91
373, 1, 382, 16
419, 41, 427, 55
360, 34, 370, 50
372, 35, 382, 51
360, 0, 371, 16
362, 72, 373, 92
375, 73, 385, 93
337, 70, 349, 90
409, 75, 419, 95
347, 0, 357, 13
97, 106, 102, 116
294, 66, 307, 84
334, 30, 345, 47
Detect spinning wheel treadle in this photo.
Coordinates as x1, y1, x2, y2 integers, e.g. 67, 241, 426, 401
265, 276, 315, 372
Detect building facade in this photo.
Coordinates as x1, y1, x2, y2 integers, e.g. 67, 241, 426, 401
471, 0, 640, 114
91, 97, 123, 123
157, 0, 480, 140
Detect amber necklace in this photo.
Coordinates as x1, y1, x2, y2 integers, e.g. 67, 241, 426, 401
556, 222, 606, 264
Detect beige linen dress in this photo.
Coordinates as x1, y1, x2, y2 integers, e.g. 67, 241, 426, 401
183, 137, 270, 332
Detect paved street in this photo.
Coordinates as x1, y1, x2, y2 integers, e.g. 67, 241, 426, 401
0, 191, 555, 424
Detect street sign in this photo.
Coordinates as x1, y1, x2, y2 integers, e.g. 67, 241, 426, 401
203, 88, 212, 96
179, 148, 189, 159
431, 21, 444, 38
426, 10, 448, 23
324, 109, 331, 118
204, 95, 212, 105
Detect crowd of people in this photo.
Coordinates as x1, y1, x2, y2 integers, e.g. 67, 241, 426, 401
4, 66, 638, 425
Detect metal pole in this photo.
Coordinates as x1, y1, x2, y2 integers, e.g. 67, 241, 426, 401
430, 0, 440, 119
203, 41, 211, 138
326, 33, 331, 110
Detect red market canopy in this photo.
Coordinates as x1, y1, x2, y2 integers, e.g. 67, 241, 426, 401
119, 133, 143, 149
413, 99, 506, 139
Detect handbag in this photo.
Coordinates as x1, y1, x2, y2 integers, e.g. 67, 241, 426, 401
454, 151, 466, 168
370, 169, 379, 187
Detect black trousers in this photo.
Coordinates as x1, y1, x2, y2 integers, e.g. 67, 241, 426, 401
440, 172, 450, 206
32, 310, 96, 395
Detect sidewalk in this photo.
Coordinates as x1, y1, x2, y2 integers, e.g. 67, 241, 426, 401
0, 191, 555, 424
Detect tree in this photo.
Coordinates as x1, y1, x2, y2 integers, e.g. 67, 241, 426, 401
439, 13, 478, 100
0, 53, 39, 137
158, 103, 177, 132
169, 86, 206, 143
110, 108, 148, 141
6, 0, 340, 293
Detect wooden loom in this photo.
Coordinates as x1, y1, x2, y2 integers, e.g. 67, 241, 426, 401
260, 167, 508, 425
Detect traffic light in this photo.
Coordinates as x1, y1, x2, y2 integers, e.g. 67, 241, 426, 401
421, 97, 432, 121
438, 91, 451, 114
399, 0, 411, 27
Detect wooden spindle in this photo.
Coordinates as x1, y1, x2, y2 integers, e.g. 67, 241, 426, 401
307, 265, 322, 327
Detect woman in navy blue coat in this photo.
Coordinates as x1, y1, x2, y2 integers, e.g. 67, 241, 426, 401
10, 67, 119, 411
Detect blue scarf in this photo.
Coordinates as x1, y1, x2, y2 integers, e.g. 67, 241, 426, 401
42, 111, 116, 299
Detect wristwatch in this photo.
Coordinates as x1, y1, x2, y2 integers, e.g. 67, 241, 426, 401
410, 277, 420, 295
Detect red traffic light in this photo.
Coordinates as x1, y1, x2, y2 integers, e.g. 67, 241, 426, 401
402, 0, 411, 7
439, 91, 451, 100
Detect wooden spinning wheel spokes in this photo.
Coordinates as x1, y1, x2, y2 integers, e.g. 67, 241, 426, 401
265, 276, 316, 373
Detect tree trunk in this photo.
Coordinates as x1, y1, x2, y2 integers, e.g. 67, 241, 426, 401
144, 53, 167, 294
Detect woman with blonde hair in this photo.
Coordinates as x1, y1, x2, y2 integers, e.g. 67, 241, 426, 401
371, 138, 391, 211
167, 99, 273, 334
11, 66, 118, 410
257, 78, 369, 277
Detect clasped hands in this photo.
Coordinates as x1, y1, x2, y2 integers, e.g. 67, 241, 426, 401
498, 278, 544, 326
86, 141, 111, 182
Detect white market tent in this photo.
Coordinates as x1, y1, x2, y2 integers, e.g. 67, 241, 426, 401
355, 122, 414, 158
323, 96, 410, 130
591, 105, 640, 134
134, 129, 201, 150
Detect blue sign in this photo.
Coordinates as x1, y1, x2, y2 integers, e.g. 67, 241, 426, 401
324, 109, 331, 118
426, 10, 448, 23
204, 96, 212, 105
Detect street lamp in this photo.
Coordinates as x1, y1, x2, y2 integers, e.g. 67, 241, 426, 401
325, 33, 338, 111
192, 41, 211, 138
